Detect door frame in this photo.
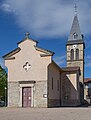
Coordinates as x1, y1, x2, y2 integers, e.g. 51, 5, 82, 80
19, 83, 34, 107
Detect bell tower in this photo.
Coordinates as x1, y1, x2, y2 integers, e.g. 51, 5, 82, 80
66, 14, 85, 84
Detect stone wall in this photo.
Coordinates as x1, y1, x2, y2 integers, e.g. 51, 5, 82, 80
67, 61, 84, 84
8, 81, 47, 108
48, 99, 60, 107
34, 81, 47, 107
61, 73, 80, 106
66, 44, 84, 84
8, 82, 20, 107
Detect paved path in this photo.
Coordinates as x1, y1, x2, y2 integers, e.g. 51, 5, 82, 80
0, 107, 91, 120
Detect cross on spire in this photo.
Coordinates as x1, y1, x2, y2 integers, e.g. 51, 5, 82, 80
25, 32, 30, 39
74, 3, 77, 15
23, 62, 31, 72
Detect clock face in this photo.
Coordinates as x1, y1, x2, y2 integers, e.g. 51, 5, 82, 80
73, 44, 77, 49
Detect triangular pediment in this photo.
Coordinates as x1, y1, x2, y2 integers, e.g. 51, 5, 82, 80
3, 36, 54, 60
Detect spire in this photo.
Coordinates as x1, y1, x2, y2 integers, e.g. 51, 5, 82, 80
68, 15, 83, 41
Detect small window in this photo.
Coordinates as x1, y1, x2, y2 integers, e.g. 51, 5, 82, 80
76, 49, 79, 60
73, 33, 78, 39
71, 49, 74, 60
57, 80, 59, 91
52, 77, 53, 90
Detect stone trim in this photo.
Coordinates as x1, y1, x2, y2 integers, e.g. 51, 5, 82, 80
3, 48, 21, 59
67, 59, 83, 62
40, 54, 52, 57
34, 46, 54, 55
4, 57, 15, 60
19, 81, 36, 84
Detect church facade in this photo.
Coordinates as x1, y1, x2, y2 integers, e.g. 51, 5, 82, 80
3, 14, 85, 107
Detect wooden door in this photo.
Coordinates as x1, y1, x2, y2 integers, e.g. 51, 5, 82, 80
22, 87, 31, 107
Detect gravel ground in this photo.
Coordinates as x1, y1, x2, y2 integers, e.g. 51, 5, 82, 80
0, 107, 91, 120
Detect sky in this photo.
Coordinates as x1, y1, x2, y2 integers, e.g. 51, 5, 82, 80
0, 0, 91, 78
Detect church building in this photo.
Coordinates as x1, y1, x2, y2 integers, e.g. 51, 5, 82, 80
3, 14, 85, 107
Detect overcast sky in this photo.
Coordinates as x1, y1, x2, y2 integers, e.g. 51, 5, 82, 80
0, 0, 91, 78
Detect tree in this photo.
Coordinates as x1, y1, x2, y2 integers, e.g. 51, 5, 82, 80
0, 66, 7, 101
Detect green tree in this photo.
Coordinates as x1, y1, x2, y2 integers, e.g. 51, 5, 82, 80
0, 66, 7, 101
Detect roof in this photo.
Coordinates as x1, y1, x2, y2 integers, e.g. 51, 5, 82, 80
66, 40, 84, 45
17, 38, 38, 45
35, 46, 54, 56
62, 66, 80, 74
84, 78, 91, 83
3, 45, 54, 60
3, 48, 21, 60
68, 15, 83, 42
52, 60, 62, 71
3, 37, 54, 60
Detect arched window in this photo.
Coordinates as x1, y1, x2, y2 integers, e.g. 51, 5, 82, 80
76, 49, 79, 60
71, 49, 74, 60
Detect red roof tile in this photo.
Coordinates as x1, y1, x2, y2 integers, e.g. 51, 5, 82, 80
84, 78, 91, 83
